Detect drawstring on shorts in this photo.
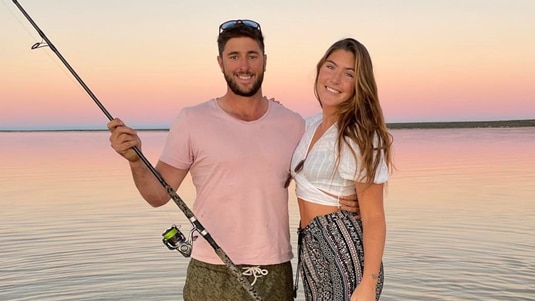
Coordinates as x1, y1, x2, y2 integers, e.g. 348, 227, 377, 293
242, 266, 268, 286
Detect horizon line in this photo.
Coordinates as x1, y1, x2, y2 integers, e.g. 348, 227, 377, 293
1, 118, 534, 132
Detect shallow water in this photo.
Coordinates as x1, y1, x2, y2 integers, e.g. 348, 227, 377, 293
1, 128, 534, 300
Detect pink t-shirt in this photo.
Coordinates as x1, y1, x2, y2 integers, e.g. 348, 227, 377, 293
160, 99, 304, 265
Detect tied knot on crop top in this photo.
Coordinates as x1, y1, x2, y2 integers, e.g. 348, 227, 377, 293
290, 113, 389, 207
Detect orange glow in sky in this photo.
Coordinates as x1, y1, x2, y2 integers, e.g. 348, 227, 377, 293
1, 0, 534, 130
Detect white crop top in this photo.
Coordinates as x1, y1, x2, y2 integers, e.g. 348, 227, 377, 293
290, 113, 389, 206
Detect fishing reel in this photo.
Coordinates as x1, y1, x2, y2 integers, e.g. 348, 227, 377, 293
162, 225, 198, 257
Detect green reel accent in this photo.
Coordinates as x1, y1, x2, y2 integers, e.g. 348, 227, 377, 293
163, 226, 178, 240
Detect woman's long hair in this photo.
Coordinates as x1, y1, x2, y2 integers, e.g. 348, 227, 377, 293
314, 38, 393, 183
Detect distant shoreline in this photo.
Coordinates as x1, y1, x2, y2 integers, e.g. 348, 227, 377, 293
1, 119, 534, 132
387, 119, 535, 129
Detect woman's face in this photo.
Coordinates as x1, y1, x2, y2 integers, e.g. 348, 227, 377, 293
316, 49, 356, 109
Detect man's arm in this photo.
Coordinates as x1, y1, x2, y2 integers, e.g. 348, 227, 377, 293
108, 118, 188, 207
129, 159, 188, 207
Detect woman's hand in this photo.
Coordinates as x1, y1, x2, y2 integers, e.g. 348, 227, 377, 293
350, 278, 377, 301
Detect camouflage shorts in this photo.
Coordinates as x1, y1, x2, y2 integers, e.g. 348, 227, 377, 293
183, 258, 294, 301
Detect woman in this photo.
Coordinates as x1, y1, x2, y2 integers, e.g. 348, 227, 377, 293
291, 38, 393, 301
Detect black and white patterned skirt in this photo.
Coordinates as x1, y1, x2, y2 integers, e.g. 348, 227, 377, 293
296, 210, 383, 301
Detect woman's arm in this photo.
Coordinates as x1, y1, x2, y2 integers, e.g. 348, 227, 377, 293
351, 182, 386, 301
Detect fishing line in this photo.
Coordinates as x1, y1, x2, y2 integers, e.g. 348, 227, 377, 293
11, 1, 263, 300
2, 0, 82, 91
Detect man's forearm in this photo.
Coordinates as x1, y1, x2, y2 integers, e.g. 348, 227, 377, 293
129, 160, 170, 207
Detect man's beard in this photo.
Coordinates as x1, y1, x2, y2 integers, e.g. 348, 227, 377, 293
223, 70, 264, 97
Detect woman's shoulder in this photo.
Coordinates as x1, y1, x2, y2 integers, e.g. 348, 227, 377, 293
305, 113, 322, 127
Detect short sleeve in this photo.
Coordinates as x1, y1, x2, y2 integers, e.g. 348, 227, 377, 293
338, 137, 389, 184
159, 108, 194, 170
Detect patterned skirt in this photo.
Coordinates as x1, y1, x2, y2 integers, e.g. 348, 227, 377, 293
296, 210, 383, 301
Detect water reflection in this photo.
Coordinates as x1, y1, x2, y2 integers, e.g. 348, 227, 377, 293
1, 128, 534, 300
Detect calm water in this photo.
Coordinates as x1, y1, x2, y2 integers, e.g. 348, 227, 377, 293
1, 128, 534, 301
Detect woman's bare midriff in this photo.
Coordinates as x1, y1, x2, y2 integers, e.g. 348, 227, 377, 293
298, 198, 340, 228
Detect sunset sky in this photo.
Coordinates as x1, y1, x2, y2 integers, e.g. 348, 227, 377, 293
1, 0, 534, 130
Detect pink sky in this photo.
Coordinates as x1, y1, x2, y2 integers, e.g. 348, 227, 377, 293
1, 0, 534, 130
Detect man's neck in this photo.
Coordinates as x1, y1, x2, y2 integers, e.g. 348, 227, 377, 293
217, 93, 268, 121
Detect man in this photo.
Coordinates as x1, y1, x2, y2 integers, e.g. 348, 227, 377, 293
108, 20, 356, 300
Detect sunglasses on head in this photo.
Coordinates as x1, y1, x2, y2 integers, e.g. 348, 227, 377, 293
219, 19, 261, 33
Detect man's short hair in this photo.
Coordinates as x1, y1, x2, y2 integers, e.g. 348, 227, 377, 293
217, 20, 265, 56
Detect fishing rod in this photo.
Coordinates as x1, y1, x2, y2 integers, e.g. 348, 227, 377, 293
11, 1, 262, 300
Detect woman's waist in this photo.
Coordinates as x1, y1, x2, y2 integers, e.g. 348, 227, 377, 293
298, 198, 340, 228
